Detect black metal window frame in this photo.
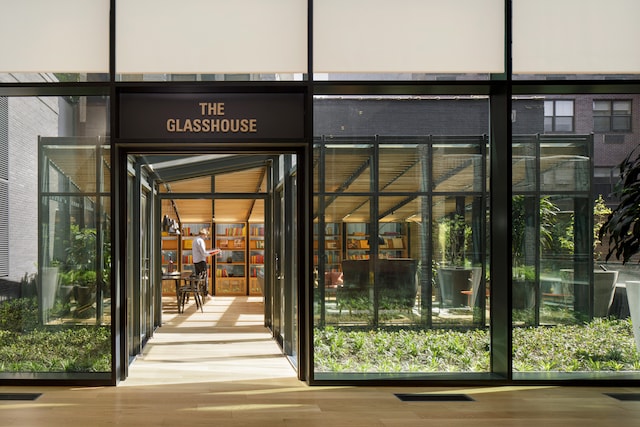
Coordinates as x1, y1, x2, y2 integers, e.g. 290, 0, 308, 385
593, 99, 633, 133
544, 99, 575, 133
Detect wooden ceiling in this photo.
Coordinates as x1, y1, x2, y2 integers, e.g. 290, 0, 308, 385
159, 164, 267, 224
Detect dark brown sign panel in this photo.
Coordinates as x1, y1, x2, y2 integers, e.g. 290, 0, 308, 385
119, 92, 305, 140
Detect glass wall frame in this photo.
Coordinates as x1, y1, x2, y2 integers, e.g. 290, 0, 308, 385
0, 91, 112, 383
312, 118, 492, 379
1, 0, 640, 388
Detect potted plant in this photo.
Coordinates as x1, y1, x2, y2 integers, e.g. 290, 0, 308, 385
437, 214, 472, 307
599, 146, 640, 352
62, 225, 100, 318
511, 196, 558, 313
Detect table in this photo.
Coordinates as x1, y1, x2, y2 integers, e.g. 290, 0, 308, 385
162, 271, 193, 309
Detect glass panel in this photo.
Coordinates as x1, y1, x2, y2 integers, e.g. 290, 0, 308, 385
513, 0, 640, 79
512, 93, 640, 379
613, 101, 632, 115
432, 139, 485, 192
313, 96, 490, 378
593, 101, 611, 115
0, 95, 111, 379
116, 0, 307, 79
540, 138, 590, 192
378, 144, 424, 193
553, 117, 573, 132
555, 101, 574, 116
593, 117, 610, 133
612, 116, 631, 132
0, 1, 109, 78
314, 143, 373, 194
161, 176, 211, 194
314, 0, 504, 79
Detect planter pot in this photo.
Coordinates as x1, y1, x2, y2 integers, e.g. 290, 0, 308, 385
58, 285, 74, 304
593, 270, 619, 317
512, 279, 536, 309
625, 281, 640, 354
39, 266, 59, 316
73, 285, 95, 307
438, 267, 472, 307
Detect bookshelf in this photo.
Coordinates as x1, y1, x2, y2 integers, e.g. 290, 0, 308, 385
215, 223, 247, 295
378, 223, 407, 258
313, 222, 341, 272
345, 223, 370, 260
180, 223, 211, 275
248, 223, 265, 296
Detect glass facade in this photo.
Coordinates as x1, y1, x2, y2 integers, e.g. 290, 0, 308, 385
0, 1, 639, 386
0, 95, 111, 379
313, 100, 491, 378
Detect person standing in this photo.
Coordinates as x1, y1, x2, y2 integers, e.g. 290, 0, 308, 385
192, 228, 220, 276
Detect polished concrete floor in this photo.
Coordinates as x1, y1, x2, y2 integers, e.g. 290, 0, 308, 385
0, 295, 639, 426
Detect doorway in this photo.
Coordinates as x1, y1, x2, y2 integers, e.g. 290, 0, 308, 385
121, 150, 302, 382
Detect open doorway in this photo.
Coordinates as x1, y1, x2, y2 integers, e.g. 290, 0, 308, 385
122, 151, 300, 382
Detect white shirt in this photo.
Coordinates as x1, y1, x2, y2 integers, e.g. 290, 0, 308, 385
192, 235, 209, 264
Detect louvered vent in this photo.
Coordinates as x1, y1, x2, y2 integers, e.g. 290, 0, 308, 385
0, 98, 8, 277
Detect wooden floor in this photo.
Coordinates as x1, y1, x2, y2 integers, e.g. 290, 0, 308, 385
0, 295, 639, 426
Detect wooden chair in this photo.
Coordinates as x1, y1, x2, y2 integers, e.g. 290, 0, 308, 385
178, 271, 207, 313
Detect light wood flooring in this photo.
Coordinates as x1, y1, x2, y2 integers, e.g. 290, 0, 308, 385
0, 295, 639, 426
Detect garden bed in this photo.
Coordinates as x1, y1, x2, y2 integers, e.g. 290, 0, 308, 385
314, 318, 639, 372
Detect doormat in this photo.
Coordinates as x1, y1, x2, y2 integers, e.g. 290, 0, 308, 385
395, 393, 474, 402
0, 393, 42, 401
605, 393, 640, 401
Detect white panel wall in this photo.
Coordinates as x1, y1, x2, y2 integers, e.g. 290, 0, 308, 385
116, 0, 307, 74
513, 0, 640, 74
313, 0, 505, 74
0, 0, 110, 73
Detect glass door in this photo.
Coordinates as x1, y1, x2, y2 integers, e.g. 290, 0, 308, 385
272, 155, 298, 364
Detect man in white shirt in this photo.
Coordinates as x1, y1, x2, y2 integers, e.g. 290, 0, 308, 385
192, 228, 220, 276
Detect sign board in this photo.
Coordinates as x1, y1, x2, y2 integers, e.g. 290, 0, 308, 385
119, 92, 305, 140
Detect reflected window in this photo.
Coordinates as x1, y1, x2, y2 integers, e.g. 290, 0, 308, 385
593, 100, 632, 132
544, 100, 574, 132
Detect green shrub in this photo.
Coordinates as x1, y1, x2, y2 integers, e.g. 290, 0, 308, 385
0, 298, 39, 332
314, 318, 639, 373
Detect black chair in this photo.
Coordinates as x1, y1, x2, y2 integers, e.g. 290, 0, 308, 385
178, 271, 207, 313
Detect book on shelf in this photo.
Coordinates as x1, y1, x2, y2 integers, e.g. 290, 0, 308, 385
250, 254, 264, 264
250, 226, 264, 236
221, 226, 245, 236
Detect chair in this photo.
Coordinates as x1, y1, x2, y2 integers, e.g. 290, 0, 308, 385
178, 271, 207, 313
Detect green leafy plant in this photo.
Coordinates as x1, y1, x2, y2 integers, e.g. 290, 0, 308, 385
314, 318, 638, 373
439, 214, 471, 267
0, 298, 111, 372
599, 147, 640, 263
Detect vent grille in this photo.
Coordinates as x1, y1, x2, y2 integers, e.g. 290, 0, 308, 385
0, 98, 8, 277
0, 97, 7, 180
605, 393, 640, 401
0, 393, 41, 401
395, 393, 474, 402
604, 134, 625, 144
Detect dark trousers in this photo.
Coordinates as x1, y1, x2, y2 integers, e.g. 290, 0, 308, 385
194, 261, 208, 295
194, 261, 207, 275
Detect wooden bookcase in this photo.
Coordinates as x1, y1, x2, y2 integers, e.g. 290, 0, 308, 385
248, 223, 265, 296
214, 223, 247, 296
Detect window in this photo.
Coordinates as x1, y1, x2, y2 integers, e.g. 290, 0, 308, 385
544, 100, 574, 132
593, 100, 632, 132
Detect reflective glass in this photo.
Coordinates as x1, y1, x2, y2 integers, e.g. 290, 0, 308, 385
116, 0, 307, 79
0, 1, 109, 78
0, 95, 111, 379
314, 0, 504, 80
512, 94, 640, 378
513, 0, 640, 79
313, 95, 490, 379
